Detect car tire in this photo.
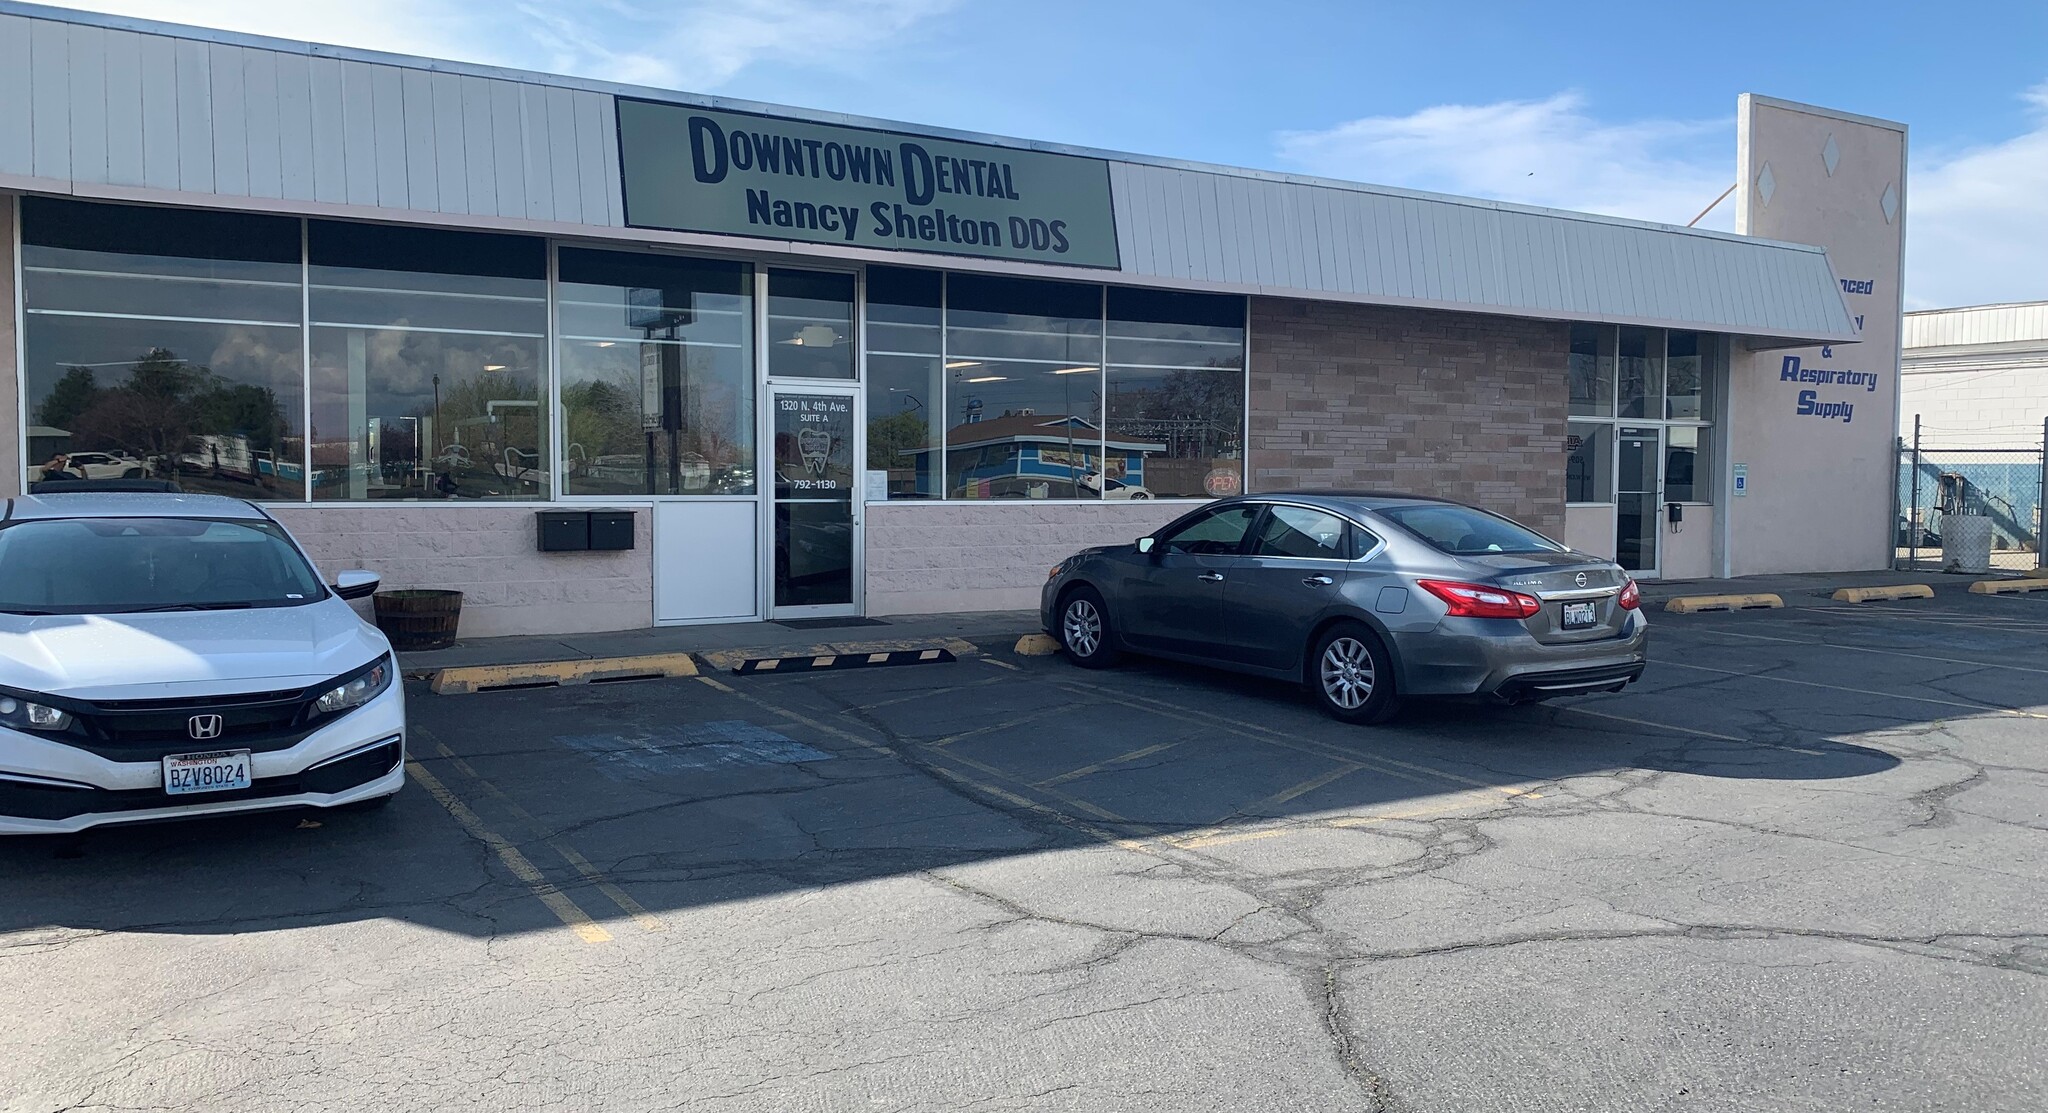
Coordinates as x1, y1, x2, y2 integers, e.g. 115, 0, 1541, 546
121, 468, 143, 479
1309, 622, 1400, 724
1058, 586, 1123, 668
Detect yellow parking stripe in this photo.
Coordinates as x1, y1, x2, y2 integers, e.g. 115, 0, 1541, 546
1036, 742, 1176, 788
422, 737, 665, 935
405, 761, 611, 944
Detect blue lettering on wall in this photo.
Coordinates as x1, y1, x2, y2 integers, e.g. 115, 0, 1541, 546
1839, 278, 1875, 295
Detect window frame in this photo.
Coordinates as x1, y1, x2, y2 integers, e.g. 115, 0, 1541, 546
1565, 325, 1721, 508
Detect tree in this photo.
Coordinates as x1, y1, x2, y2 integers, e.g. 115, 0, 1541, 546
867, 411, 930, 470
37, 367, 100, 429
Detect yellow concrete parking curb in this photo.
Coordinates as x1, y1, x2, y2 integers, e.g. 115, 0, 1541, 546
431, 652, 699, 695
697, 637, 978, 674
1014, 634, 1061, 656
1969, 579, 2048, 595
1831, 584, 1935, 604
1663, 593, 1784, 614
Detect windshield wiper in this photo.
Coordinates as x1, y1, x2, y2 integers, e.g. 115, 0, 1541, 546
119, 602, 258, 613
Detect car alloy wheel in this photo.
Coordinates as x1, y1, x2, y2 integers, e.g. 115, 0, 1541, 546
1319, 636, 1376, 710
1063, 598, 1103, 658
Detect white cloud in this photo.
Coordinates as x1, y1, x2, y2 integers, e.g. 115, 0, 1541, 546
38, 0, 957, 91
1276, 88, 2048, 311
1904, 82, 2048, 309
1276, 93, 1737, 231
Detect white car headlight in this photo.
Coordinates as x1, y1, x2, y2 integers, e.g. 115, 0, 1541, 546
313, 659, 393, 716
0, 695, 72, 732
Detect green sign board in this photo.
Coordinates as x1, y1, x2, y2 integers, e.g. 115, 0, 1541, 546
616, 100, 1121, 269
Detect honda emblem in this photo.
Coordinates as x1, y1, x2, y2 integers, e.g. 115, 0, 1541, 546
188, 714, 224, 741
1574, 572, 1588, 588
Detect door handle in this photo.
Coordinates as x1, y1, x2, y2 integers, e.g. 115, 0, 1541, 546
1197, 571, 1225, 582
1302, 575, 1335, 587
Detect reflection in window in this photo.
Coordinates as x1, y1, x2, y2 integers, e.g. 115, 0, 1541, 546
309, 222, 548, 501
1665, 331, 1707, 419
1568, 323, 1615, 417
20, 197, 306, 499
1160, 504, 1260, 555
863, 267, 943, 499
1105, 287, 1244, 498
1566, 421, 1613, 503
1665, 425, 1711, 502
768, 269, 856, 380
557, 249, 755, 496
1617, 326, 1664, 420
1253, 505, 1349, 559
943, 275, 1105, 499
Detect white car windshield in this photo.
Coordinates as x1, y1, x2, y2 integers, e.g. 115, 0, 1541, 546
0, 517, 327, 614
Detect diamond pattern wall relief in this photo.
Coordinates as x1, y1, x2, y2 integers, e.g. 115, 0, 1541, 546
1822, 134, 1840, 176
1881, 181, 1899, 224
1756, 162, 1777, 206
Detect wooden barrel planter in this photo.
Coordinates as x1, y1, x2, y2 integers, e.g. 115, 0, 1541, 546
372, 589, 464, 651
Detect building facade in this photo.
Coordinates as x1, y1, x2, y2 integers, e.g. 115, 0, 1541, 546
3, 4, 1889, 636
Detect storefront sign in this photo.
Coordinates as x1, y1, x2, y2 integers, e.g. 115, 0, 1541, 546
617, 101, 1120, 268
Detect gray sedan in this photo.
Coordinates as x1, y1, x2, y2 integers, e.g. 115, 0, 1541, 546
1040, 492, 1648, 723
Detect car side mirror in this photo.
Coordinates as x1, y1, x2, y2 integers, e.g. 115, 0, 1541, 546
333, 570, 381, 601
1136, 537, 1156, 555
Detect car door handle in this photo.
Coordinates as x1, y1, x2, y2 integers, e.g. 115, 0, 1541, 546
1197, 571, 1225, 582
1302, 575, 1335, 587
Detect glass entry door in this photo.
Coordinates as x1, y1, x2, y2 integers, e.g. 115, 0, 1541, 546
769, 386, 860, 617
1616, 426, 1662, 575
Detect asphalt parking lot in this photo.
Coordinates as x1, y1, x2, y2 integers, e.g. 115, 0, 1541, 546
4, 591, 2046, 1112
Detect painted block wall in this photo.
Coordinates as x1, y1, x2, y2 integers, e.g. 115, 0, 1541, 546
270, 505, 654, 637
864, 501, 1188, 615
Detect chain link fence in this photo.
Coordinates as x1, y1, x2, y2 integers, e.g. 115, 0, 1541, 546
1896, 416, 2047, 572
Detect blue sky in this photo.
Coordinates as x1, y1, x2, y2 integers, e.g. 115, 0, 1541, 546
56, 0, 2048, 308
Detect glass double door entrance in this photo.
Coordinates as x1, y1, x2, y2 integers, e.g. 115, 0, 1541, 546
769, 386, 859, 618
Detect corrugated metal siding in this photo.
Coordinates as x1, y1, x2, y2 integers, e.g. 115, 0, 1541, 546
1111, 163, 1852, 337
0, 6, 1851, 340
0, 11, 624, 227
1904, 303, 2048, 350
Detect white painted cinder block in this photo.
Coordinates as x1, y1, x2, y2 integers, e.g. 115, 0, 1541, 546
863, 501, 1191, 615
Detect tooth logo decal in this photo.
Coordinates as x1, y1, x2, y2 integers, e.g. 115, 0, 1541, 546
798, 428, 831, 476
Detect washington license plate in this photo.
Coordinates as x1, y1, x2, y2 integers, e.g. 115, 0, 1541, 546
1561, 601, 1599, 630
163, 750, 252, 796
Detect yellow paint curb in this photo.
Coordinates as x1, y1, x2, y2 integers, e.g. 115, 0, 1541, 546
1969, 579, 2048, 595
431, 652, 699, 695
1014, 633, 1061, 656
1663, 593, 1784, 614
1831, 584, 1935, 604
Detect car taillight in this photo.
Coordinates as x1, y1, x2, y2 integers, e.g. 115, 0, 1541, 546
1617, 578, 1641, 610
1416, 579, 1543, 619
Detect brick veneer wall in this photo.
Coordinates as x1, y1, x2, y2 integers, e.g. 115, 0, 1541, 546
1248, 298, 1570, 535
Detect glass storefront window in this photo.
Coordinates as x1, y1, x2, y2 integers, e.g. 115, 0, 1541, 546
557, 248, 756, 496
1665, 425, 1712, 502
1616, 326, 1664, 420
1566, 421, 1613, 503
1567, 322, 1615, 417
1105, 287, 1244, 498
20, 198, 306, 500
863, 267, 943, 500
1665, 331, 1709, 420
943, 274, 1105, 499
767, 269, 856, 380
308, 222, 548, 501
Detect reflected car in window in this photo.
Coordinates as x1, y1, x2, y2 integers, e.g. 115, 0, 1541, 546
0, 493, 405, 834
1041, 492, 1647, 723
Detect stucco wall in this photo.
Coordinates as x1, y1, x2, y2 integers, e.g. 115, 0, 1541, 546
270, 505, 654, 638
1246, 298, 1570, 536
1, 195, 17, 498
865, 501, 1189, 615
1660, 506, 1717, 581
1563, 504, 1616, 560
1730, 98, 1904, 574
